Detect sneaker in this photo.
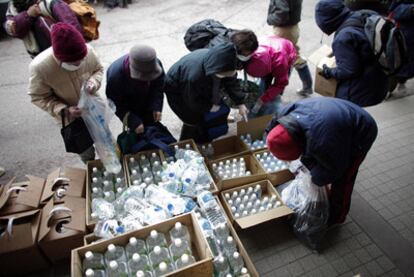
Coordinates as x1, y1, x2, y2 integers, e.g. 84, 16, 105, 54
296, 88, 313, 97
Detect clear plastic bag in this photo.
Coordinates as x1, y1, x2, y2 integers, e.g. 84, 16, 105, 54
283, 168, 330, 251
78, 85, 122, 173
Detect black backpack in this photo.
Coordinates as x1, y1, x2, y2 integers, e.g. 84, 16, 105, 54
336, 10, 407, 75
184, 19, 232, 51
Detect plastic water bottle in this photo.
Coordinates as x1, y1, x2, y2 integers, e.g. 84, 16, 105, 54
83, 251, 105, 271
126, 237, 147, 258
91, 177, 102, 189
105, 244, 126, 264
84, 268, 106, 277
222, 237, 237, 258
142, 168, 153, 182
103, 191, 115, 202
152, 161, 162, 175
103, 171, 113, 182
139, 155, 151, 169
129, 157, 140, 171
130, 169, 142, 184
146, 230, 167, 251
228, 252, 244, 275
91, 187, 103, 199
175, 253, 196, 269
149, 246, 171, 268
91, 198, 115, 220
181, 166, 198, 186
240, 267, 248, 275
91, 167, 101, 179
136, 270, 154, 277
149, 152, 161, 166
107, 260, 128, 277
114, 178, 127, 191
154, 261, 174, 276
213, 256, 230, 277
197, 191, 227, 228
214, 223, 229, 243
102, 180, 113, 193
207, 144, 215, 157
195, 212, 221, 257
169, 222, 190, 243
254, 185, 262, 199
169, 238, 192, 261
128, 253, 151, 276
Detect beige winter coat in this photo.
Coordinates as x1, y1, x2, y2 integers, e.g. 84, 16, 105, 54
28, 44, 103, 125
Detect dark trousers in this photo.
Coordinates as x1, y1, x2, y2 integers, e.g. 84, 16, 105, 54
329, 152, 367, 225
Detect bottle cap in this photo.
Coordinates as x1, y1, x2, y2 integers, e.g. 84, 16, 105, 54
132, 253, 140, 262
129, 237, 137, 245
136, 270, 145, 277
227, 236, 233, 244
103, 181, 109, 186
175, 222, 182, 230
104, 192, 110, 197
85, 269, 94, 277
130, 157, 135, 162
175, 238, 182, 247
241, 267, 248, 274
108, 244, 115, 252
159, 262, 167, 271
233, 251, 240, 259
219, 256, 225, 263
92, 187, 98, 193
92, 177, 98, 182
154, 246, 161, 254
109, 260, 118, 269
117, 187, 123, 193
85, 251, 93, 259
150, 230, 158, 238
133, 180, 139, 186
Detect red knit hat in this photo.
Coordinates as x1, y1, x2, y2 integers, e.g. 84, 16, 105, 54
266, 124, 302, 161
51, 23, 87, 63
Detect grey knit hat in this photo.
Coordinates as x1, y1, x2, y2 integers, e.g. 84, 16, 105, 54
129, 45, 162, 81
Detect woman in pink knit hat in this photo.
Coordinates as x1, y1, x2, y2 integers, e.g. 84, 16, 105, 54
245, 35, 297, 118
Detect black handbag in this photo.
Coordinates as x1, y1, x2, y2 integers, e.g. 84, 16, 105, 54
60, 109, 94, 154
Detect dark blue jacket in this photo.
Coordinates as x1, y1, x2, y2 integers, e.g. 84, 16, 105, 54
389, 0, 414, 79
271, 98, 377, 186
106, 55, 165, 130
315, 0, 388, 107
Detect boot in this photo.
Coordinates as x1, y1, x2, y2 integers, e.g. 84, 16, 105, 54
295, 63, 313, 96
180, 123, 200, 141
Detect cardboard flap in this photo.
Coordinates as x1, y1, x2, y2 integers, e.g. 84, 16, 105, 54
0, 209, 39, 221
0, 177, 16, 209
41, 168, 61, 203
308, 44, 333, 66
16, 175, 44, 208
235, 206, 293, 229
64, 167, 86, 197
237, 114, 273, 136
38, 198, 54, 241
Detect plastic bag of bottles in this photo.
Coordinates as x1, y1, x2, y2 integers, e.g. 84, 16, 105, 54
282, 168, 330, 251
78, 84, 122, 174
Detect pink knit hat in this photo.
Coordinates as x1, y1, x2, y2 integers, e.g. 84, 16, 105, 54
51, 23, 87, 63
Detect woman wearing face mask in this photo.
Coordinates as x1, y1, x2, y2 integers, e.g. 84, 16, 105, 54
28, 23, 103, 163
164, 42, 248, 143
245, 35, 297, 117
4, 0, 81, 58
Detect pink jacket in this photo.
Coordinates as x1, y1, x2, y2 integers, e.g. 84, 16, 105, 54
246, 35, 297, 103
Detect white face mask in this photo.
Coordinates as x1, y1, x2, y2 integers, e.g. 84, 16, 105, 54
215, 73, 226, 79
215, 70, 236, 79
61, 61, 82, 71
237, 53, 253, 62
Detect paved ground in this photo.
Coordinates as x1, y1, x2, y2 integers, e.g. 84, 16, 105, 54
1, 0, 414, 276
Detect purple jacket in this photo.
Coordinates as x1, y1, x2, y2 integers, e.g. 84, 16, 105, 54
6, 0, 81, 56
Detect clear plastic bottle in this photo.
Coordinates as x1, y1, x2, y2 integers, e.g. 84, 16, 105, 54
104, 244, 126, 264
214, 223, 229, 243
126, 237, 147, 258
129, 157, 139, 172
83, 251, 105, 271
175, 253, 196, 269
254, 185, 262, 199
149, 246, 171, 268
154, 261, 174, 277
102, 180, 114, 193
102, 171, 113, 183
150, 152, 161, 166
228, 252, 244, 275
169, 222, 190, 243
103, 191, 115, 202
130, 169, 142, 184
207, 144, 215, 157
239, 267, 248, 275
139, 155, 151, 169
213, 256, 230, 277
146, 230, 167, 251
91, 177, 102, 189
142, 168, 153, 182
84, 268, 106, 277
91, 187, 103, 199
197, 191, 227, 228
107, 260, 128, 277
152, 161, 162, 175
194, 212, 221, 257
128, 253, 151, 276
169, 238, 192, 261
91, 167, 102, 179
136, 270, 154, 277
91, 198, 115, 220
114, 178, 127, 191
221, 237, 237, 258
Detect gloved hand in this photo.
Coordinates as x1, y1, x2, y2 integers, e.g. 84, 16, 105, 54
210, 104, 221, 112
319, 64, 333, 79
238, 104, 249, 121
251, 99, 263, 114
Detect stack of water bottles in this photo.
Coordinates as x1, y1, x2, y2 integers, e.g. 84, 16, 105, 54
127, 152, 164, 186
90, 167, 128, 204
82, 222, 197, 277
200, 143, 215, 159
211, 158, 251, 180
239, 133, 267, 151
195, 191, 249, 277
163, 143, 193, 163
255, 151, 288, 173
223, 184, 282, 219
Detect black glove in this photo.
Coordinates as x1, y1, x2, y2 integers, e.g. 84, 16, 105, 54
319, 64, 333, 79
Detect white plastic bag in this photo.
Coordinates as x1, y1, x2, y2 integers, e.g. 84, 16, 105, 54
78, 86, 122, 173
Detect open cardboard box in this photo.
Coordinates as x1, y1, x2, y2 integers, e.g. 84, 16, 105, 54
83, 233, 102, 246
237, 114, 273, 152
209, 153, 267, 191
123, 149, 164, 186
41, 167, 86, 205
253, 149, 294, 185
38, 196, 86, 263
71, 212, 213, 277
0, 175, 45, 216
215, 196, 259, 277
220, 180, 293, 229
200, 135, 250, 161
309, 44, 337, 97
0, 209, 50, 275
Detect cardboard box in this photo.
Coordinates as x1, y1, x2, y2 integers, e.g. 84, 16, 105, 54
123, 149, 164, 186
253, 150, 294, 185
83, 233, 102, 246
38, 196, 86, 263
41, 167, 86, 205
220, 180, 293, 229
200, 135, 250, 161
0, 175, 45, 216
71, 213, 214, 277
215, 197, 259, 277
209, 153, 267, 191
237, 114, 273, 152
309, 45, 337, 97
0, 209, 50, 275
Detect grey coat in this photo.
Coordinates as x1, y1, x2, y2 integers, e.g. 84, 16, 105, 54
267, 0, 303, 26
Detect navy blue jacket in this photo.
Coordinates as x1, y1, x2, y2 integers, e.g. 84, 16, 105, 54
389, 0, 414, 79
315, 0, 388, 107
106, 55, 165, 130
270, 98, 377, 187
